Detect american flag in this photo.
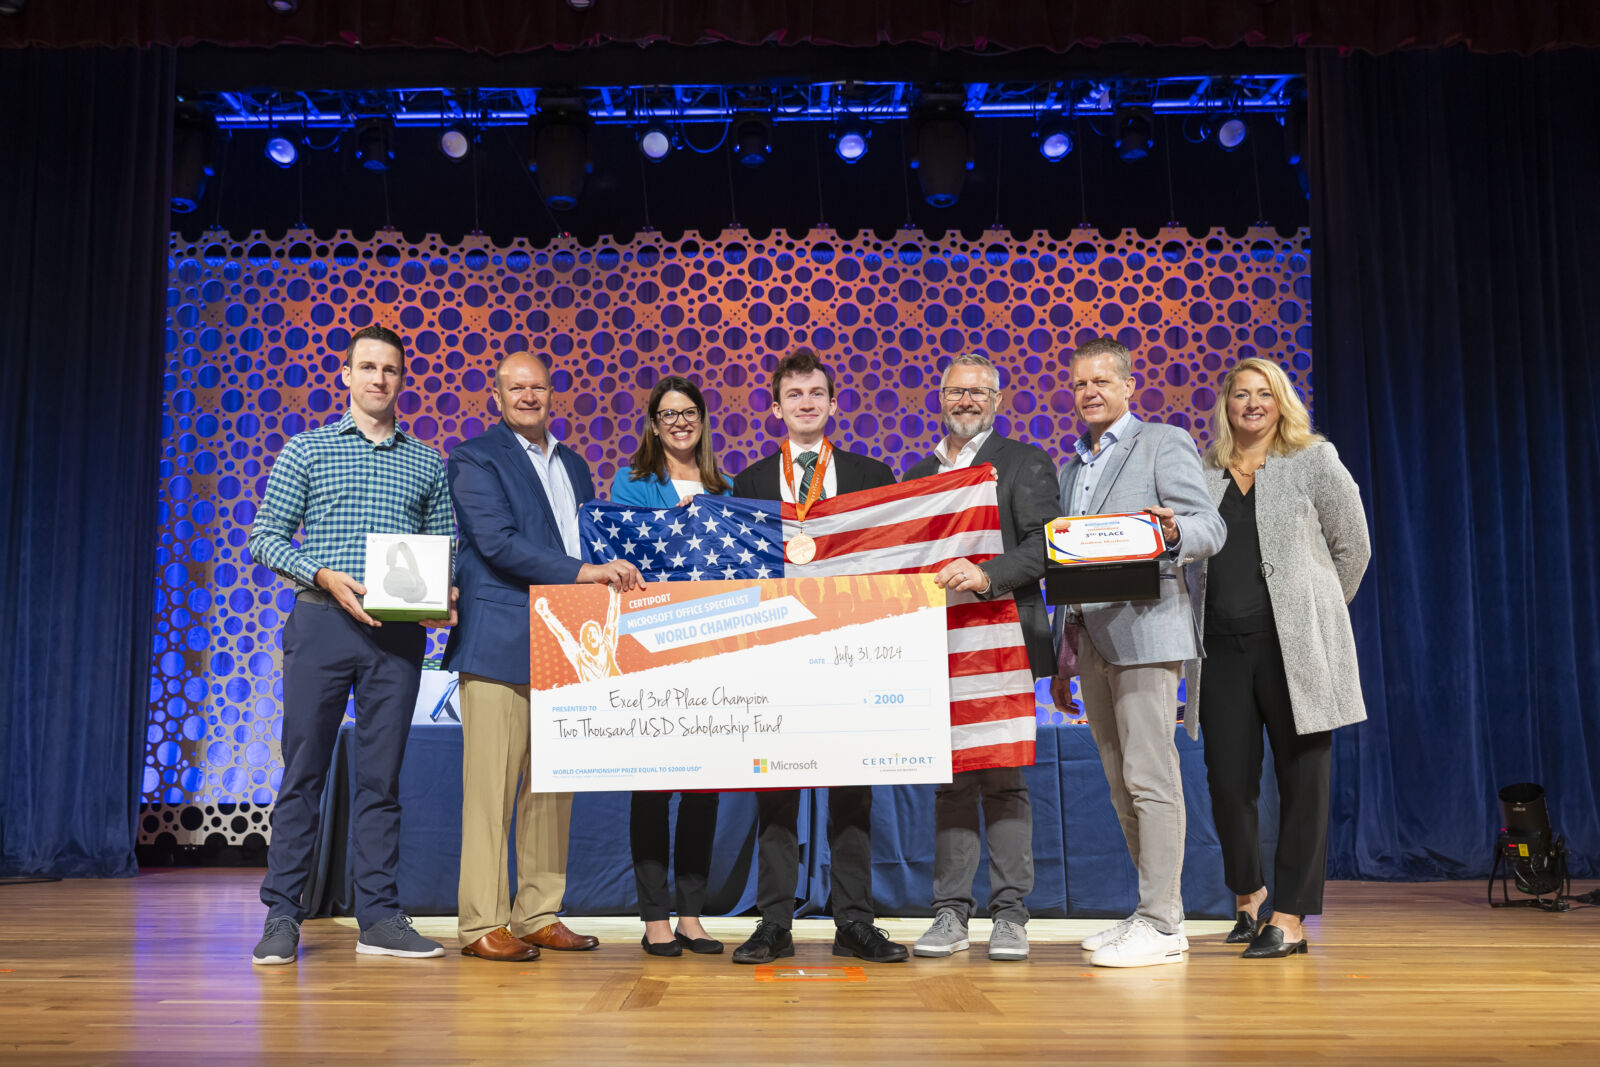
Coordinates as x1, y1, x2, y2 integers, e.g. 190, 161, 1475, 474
580, 464, 1036, 772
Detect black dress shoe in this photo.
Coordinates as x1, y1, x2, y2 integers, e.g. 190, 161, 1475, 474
1226, 910, 1262, 944
832, 921, 909, 963
732, 920, 794, 964
641, 934, 683, 957
1241, 924, 1308, 959
675, 931, 725, 954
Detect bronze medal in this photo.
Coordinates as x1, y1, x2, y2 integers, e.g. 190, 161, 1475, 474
786, 532, 817, 565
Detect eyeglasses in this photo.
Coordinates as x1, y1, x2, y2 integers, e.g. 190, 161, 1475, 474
940, 387, 998, 402
655, 407, 702, 426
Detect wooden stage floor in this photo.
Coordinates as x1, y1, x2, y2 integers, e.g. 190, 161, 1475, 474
2, 869, 1598, 1065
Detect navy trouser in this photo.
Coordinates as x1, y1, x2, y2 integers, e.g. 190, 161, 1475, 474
260, 595, 425, 928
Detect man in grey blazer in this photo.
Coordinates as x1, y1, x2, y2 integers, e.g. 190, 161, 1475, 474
902, 354, 1059, 963
1048, 337, 1225, 968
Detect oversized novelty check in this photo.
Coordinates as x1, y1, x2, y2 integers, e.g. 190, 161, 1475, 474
526, 575, 951, 792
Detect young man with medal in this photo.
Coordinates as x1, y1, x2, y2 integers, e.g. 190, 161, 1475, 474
729, 347, 905, 965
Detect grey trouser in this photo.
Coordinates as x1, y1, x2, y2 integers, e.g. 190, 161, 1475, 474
1076, 632, 1186, 935
931, 767, 1034, 924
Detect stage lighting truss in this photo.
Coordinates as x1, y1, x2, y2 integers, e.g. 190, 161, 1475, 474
195, 75, 1300, 139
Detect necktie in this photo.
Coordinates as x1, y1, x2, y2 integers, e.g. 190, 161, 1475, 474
796, 450, 821, 501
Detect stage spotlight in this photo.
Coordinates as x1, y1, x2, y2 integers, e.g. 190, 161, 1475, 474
438, 125, 473, 162
1113, 106, 1154, 162
567, 0, 594, 8
733, 117, 772, 168
266, 0, 297, 12
1490, 782, 1571, 909
909, 108, 973, 208
1217, 116, 1249, 151
170, 118, 216, 214
832, 129, 869, 164
265, 135, 299, 168
0, 0, 27, 13
638, 126, 673, 162
1037, 123, 1073, 162
530, 100, 591, 210
354, 118, 394, 171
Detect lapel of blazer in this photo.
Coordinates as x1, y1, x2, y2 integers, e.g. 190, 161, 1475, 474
972, 431, 1007, 479
831, 443, 861, 495
1207, 464, 1229, 507
494, 422, 563, 545
1088, 417, 1143, 514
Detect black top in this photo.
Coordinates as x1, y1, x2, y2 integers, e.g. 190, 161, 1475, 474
1205, 472, 1274, 635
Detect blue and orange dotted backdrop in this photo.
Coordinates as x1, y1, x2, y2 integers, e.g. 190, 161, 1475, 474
144, 225, 1311, 844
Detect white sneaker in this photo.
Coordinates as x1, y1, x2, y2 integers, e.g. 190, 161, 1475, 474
1081, 917, 1133, 951
1089, 918, 1186, 968
1082, 917, 1189, 952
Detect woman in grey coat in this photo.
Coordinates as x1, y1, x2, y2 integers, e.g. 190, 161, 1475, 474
1196, 357, 1371, 960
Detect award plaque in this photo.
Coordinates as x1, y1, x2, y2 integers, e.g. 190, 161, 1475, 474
1043, 513, 1167, 604
361, 533, 453, 621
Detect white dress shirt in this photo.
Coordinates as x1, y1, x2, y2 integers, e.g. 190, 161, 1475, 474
522, 433, 580, 557
935, 428, 995, 472
779, 438, 838, 503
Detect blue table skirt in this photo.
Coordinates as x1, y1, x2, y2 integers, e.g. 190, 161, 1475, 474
306, 723, 1279, 921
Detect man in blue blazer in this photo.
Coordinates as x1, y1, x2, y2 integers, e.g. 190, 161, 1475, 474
443, 352, 643, 962
1048, 337, 1225, 969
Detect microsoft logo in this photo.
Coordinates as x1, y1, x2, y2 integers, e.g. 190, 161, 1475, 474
752, 758, 768, 774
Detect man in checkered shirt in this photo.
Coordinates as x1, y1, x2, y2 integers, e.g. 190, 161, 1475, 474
246, 324, 455, 966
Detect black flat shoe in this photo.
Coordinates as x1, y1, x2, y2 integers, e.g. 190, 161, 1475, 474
641, 934, 683, 957
1226, 910, 1261, 944
675, 931, 724, 954
1241, 924, 1307, 959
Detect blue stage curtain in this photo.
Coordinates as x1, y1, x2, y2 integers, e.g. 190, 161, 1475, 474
1309, 47, 1600, 879
0, 48, 173, 877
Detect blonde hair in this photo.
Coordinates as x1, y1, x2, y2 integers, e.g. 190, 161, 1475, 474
1204, 357, 1324, 469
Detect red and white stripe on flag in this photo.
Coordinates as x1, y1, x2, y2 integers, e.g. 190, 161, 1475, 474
780, 464, 1037, 772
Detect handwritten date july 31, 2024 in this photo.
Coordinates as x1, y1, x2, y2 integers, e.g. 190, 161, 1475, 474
832, 644, 904, 667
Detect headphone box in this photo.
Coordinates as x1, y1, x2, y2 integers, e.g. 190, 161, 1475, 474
362, 533, 452, 621
1042, 513, 1166, 605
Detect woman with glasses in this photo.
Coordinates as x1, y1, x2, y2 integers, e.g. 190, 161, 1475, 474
609, 375, 731, 956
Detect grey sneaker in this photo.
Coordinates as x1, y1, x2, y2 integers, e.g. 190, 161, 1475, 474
988, 918, 1029, 960
356, 914, 445, 959
912, 910, 970, 957
252, 916, 300, 965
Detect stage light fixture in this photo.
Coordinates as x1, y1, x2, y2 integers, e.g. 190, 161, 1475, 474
733, 117, 772, 168
266, 0, 297, 12
567, 0, 594, 8
1489, 782, 1571, 909
170, 118, 216, 214
1037, 122, 1073, 162
638, 126, 673, 162
1217, 117, 1249, 151
354, 118, 394, 171
438, 125, 473, 162
530, 99, 591, 210
909, 99, 973, 208
832, 129, 869, 164
1113, 106, 1154, 162
0, 0, 27, 13
265, 135, 299, 168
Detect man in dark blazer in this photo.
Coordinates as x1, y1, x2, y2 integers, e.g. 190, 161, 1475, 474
902, 354, 1058, 963
443, 351, 643, 963
728, 347, 907, 965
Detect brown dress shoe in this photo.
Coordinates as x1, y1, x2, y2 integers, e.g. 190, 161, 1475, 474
521, 921, 599, 951
461, 926, 539, 962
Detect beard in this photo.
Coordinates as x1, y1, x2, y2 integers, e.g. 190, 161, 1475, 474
944, 408, 997, 439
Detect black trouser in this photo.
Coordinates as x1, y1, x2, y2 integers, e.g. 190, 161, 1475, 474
629, 791, 720, 922
755, 786, 873, 928
1199, 628, 1332, 917
260, 595, 425, 928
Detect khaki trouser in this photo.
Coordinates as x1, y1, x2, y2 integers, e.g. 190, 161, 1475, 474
457, 674, 573, 945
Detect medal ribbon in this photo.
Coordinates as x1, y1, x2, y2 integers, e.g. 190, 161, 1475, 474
781, 438, 833, 524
